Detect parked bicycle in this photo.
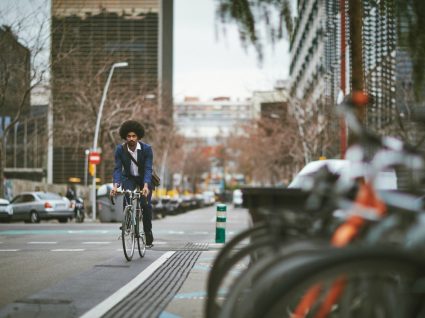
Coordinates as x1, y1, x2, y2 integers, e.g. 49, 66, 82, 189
111, 188, 146, 261
206, 92, 425, 318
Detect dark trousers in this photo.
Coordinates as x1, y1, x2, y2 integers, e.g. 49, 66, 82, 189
122, 176, 153, 234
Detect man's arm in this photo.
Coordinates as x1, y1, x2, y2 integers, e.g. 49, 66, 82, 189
142, 144, 153, 196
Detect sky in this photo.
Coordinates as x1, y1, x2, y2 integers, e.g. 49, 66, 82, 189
0, 0, 291, 102
174, 0, 290, 102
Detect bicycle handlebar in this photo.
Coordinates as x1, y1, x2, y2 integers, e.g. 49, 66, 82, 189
109, 189, 146, 206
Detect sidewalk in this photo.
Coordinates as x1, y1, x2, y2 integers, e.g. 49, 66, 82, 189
159, 248, 221, 318
159, 218, 250, 317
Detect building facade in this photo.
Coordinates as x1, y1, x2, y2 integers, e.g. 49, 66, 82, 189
0, 26, 31, 118
174, 97, 252, 145
0, 27, 46, 181
51, 0, 173, 184
290, 0, 424, 159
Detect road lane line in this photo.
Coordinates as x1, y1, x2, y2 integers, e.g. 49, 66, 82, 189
80, 251, 175, 318
82, 242, 111, 245
28, 242, 58, 244
51, 249, 85, 252
153, 241, 167, 245
0, 249, 19, 252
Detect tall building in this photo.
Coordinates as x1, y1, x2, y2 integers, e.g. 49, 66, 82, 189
0, 27, 46, 181
290, 0, 328, 103
51, 0, 173, 184
0, 26, 30, 118
290, 0, 424, 158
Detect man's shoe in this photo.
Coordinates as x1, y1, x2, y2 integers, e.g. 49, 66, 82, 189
146, 231, 154, 246
146, 244, 154, 248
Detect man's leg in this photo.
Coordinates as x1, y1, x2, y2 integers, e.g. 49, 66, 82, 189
142, 191, 153, 246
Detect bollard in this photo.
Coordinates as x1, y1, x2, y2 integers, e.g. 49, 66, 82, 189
215, 204, 227, 243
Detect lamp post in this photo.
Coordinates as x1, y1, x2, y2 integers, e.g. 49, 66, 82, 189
91, 62, 128, 221
84, 149, 89, 187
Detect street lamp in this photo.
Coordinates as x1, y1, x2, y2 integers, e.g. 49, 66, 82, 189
84, 149, 89, 187
91, 62, 128, 221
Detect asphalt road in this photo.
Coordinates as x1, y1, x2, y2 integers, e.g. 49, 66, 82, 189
0, 204, 250, 315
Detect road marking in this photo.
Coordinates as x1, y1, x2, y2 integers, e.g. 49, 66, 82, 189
51, 249, 85, 252
82, 242, 111, 245
28, 242, 58, 244
159, 311, 182, 318
209, 243, 225, 248
153, 241, 167, 245
173, 289, 227, 300
80, 251, 175, 318
163, 230, 185, 235
0, 229, 112, 235
0, 249, 19, 252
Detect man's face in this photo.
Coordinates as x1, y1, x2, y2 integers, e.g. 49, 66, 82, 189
126, 132, 138, 147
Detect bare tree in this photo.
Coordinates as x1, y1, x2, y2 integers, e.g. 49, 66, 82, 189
227, 114, 304, 186
0, 0, 50, 196
289, 98, 339, 163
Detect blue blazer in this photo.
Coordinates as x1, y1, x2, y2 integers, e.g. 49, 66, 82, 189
113, 141, 153, 190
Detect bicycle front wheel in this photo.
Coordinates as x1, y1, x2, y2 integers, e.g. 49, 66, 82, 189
122, 206, 135, 261
237, 247, 425, 318
136, 212, 146, 257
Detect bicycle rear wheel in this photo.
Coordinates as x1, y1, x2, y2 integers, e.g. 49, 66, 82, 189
237, 247, 425, 318
122, 206, 135, 261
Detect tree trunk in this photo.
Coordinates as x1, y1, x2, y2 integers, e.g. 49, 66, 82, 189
0, 139, 4, 198
349, 0, 365, 94
348, 0, 365, 146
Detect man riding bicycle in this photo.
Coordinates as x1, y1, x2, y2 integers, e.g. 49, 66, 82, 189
111, 120, 154, 247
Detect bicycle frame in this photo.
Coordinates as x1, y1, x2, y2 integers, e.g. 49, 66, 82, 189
111, 189, 146, 261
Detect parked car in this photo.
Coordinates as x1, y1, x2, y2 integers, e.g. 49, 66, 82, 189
152, 196, 167, 219
0, 198, 11, 222
6, 192, 74, 223
202, 191, 216, 206
233, 189, 243, 207
166, 197, 183, 215
288, 159, 397, 190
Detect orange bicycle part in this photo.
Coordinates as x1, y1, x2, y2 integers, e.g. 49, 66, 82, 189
292, 182, 387, 318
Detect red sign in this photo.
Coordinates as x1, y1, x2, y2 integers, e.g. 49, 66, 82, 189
89, 151, 101, 165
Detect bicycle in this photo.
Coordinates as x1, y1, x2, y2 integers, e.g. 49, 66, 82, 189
111, 188, 146, 261
209, 92, 425, 317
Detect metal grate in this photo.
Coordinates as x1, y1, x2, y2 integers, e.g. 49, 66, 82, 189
102, 246, 204, 318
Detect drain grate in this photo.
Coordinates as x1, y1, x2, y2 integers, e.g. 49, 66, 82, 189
151, 242, 209, 252
102, 243, 205, 318
94, 264, 131, 268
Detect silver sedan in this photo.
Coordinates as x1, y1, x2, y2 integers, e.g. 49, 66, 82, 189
5, 192, 74, 223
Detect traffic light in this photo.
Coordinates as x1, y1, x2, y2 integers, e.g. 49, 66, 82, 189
89, 163, 95, 176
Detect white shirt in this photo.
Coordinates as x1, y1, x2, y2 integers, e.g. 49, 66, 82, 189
127, 142, 141, 176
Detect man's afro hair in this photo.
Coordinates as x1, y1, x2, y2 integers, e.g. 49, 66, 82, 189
119, 120, 145, 139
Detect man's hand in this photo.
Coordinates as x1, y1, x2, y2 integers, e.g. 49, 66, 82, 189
142, 184, 149, 197
110, 184, 118, 197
